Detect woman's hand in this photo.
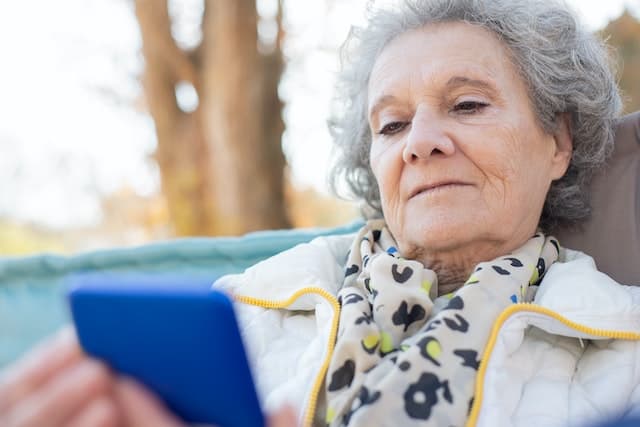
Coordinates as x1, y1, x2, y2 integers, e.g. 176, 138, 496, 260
0, 328, 183, 427
0, 328, 297, 427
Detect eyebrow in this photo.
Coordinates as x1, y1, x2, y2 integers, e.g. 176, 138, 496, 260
445, 76, 496, 92
368, 75, 497, 121
368, 94, 400, 123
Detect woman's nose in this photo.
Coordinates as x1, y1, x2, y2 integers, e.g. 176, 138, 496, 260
402, 107, 455, 163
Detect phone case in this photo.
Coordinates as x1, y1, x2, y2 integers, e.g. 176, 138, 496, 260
67, 274, 264, 427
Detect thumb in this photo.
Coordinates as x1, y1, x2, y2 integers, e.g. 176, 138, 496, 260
114, 377, 185, 427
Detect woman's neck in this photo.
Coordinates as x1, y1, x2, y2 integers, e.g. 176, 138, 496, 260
406, 239, 516, 297
428, 260, 473, 296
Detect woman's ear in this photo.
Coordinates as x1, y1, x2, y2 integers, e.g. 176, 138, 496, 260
550, 113, 573, 180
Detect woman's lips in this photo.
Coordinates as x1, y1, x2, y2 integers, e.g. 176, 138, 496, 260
409, 182, 471, 199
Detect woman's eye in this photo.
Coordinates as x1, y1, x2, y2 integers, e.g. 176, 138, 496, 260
453, 101, 488, 114
378, 121, 408, 135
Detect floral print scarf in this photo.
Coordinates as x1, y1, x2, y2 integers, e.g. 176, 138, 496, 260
324, 220, 559, 426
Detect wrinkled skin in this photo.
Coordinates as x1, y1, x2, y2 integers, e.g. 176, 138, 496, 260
368, 22, 572, 293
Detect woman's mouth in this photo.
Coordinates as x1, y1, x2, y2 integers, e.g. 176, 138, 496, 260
410, 182, 471, 199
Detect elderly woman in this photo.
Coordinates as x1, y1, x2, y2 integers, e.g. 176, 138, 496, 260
1, 0, 639, 426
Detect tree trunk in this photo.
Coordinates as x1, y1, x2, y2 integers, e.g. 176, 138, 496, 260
135, 0, 290, 236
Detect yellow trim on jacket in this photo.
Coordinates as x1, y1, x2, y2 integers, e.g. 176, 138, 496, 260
234, 287, 341, 427
466, 303, 640, 427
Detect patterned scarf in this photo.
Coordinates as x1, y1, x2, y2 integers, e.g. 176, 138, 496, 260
324, 220, 559, 426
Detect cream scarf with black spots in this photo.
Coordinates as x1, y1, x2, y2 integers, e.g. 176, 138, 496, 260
324, 220, 559, 427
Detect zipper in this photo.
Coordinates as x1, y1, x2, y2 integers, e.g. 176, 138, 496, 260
234, 287, 341, 427
466, 303, 640, 427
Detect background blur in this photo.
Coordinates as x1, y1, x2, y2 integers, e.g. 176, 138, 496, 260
1, 0, 639, 255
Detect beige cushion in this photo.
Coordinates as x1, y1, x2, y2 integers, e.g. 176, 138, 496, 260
553, 112, 640, 285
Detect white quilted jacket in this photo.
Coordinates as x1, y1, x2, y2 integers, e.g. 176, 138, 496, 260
214, 234, 640, 427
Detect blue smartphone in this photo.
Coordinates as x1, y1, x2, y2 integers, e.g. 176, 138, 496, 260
66, 273, 264, 427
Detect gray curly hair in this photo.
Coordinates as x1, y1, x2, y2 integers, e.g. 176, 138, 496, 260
329, 0, 622, 231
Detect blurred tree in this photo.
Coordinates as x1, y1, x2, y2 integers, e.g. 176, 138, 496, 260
0, 220, 66, 255
602, 9, 640, 113
135, 0, 290, 236
285, 183, 359, 229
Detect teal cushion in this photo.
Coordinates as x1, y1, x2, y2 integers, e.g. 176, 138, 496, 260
0, 222, 362, 367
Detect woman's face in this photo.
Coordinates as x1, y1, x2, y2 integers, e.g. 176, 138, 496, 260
368, 22, 572, 265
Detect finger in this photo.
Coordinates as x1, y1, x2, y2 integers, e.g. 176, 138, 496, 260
268, 405, 298, 427
66, 395, 121, 427
6, 358, 114, 427
0, 327, 83, 412
114, 377, 184, 427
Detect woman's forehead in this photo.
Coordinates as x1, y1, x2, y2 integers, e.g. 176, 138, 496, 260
367, 23, 520, 101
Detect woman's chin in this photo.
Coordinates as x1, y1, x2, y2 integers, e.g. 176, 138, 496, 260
401, 224, 462, 252
398, 213, 485, 256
